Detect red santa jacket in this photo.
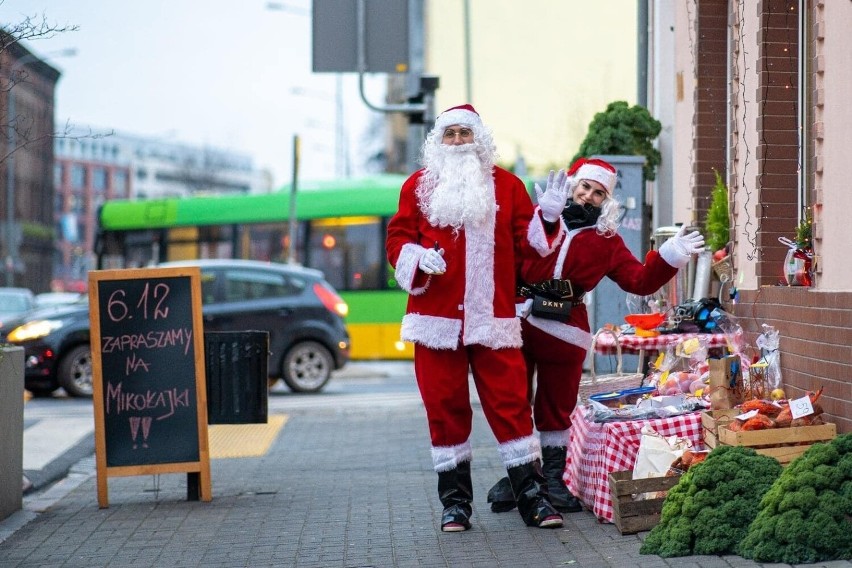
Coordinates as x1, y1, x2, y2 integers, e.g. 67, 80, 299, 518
386, 166, 562, 350
518, 226, 679, 350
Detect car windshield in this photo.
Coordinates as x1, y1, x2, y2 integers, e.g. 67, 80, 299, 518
0, 290, 34, 315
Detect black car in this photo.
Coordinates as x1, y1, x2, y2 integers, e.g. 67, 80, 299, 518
3, 259, 350, 397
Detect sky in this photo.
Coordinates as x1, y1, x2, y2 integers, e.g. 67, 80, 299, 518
1, 0, 386, 188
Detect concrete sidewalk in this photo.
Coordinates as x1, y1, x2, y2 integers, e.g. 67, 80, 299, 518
0, 392, 840, 567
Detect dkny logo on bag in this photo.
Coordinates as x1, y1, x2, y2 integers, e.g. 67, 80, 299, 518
531, 294, 572, 321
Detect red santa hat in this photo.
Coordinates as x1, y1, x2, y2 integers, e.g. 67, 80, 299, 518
433, 104, 484, 132
568, 158, 617, 195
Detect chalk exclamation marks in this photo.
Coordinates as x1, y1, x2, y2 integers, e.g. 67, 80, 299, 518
141, 417, 152, 448
129, 416, 141, 449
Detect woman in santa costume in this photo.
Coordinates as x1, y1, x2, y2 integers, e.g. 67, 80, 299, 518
487, 157, 704, 513
386, 104, 572, 532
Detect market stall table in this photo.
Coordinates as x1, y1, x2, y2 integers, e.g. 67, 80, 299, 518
593, 331, 729, 372
564, 405, 705, 523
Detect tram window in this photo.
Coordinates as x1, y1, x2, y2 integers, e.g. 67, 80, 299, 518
309, 219, 382, 291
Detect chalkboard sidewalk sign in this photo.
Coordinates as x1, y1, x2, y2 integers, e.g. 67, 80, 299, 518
89, 267, 212, 508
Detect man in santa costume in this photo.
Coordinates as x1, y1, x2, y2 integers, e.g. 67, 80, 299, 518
386, 104, 572, 532
487, 157, 705, 513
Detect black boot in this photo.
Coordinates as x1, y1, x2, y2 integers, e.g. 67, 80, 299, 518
542, 446, 582, 513
506, 460, 563, 528
486, 476, 516, 512
437, 461, 473, 532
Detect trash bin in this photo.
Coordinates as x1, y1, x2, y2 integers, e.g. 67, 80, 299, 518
204, 331, 269, 424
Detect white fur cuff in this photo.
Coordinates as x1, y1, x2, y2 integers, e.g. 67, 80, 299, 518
395, 243, 429, 294
431, 441, 473, 472
498, 434, 541, 468
539, 430, 571, 448
527, 208, 565, 256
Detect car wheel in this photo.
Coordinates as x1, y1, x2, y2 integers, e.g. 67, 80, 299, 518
282, 341, 333, 393
58, 344, 94, 398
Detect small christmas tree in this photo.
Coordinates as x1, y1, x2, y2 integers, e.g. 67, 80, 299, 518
795, 213, 813, 250
704, 169, 730, 254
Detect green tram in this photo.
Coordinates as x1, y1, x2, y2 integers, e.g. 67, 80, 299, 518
95, 174, 413, 360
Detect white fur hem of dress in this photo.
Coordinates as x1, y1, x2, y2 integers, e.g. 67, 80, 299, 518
431, 441, 473, 472
401, 313, 522, 350
525, 315, 593, 351
498, 434, 541, 468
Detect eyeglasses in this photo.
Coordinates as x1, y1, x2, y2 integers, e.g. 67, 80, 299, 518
442, 127, 473, 140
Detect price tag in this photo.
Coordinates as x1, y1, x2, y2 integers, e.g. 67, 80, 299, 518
789, 395, 814, 420
735, 409, 758, 421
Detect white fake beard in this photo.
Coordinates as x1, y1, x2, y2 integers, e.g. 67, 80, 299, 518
418, 144, 494, 230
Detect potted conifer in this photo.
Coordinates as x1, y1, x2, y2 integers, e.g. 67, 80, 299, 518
704, 169, 732, 280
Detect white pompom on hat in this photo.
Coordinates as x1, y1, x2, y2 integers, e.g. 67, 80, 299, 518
568, 157, 618, 195
433, 104, 484, 132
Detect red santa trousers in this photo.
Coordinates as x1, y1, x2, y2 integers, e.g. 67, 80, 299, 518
414, 343, 534, 448
521, 320, 586, 434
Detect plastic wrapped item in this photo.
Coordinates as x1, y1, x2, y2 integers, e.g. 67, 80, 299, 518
647, 336, 711, 397
754, 324, 782, 390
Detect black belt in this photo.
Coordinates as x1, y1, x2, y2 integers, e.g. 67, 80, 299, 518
517, 279, 585, 305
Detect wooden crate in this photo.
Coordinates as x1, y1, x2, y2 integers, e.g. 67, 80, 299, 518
701, 409, 738, 449
609, 470, 681, 535
715, 421, 836, 464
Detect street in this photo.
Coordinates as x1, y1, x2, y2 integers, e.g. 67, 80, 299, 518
21, 361, 419, 498
5, 360, 814, 567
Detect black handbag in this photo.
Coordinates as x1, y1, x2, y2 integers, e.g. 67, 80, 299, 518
530, 294, 572, 320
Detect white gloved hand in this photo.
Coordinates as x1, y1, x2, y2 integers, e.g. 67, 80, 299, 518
659, 225, 706, 268
671, 224, 705, 256
418, 247, 446, 275
535, 169, 571, 223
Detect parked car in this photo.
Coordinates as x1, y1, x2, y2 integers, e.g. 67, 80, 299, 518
0, 287, 35, 323
3, 259, 350, 397
34, 291, 84, 309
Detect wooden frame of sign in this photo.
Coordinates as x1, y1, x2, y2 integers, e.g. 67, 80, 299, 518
89, 267, 211, 508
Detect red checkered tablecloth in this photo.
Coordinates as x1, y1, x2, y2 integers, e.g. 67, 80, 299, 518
564, 406, 704, 523
593, 331, 729, 355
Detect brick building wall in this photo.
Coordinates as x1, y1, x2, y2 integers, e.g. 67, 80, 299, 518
692, 0, 728, 226
696, 1, 849, 434
755, 0, 802, 288
738, 287, 852, 434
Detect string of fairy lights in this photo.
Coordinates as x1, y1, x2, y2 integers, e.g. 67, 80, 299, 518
686, 1, 810, 291
734, 0, 757, 262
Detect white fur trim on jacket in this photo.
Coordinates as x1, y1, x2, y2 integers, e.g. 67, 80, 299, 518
658, 238, 691, 269
539, 430, 571, 448
498, 434, 541, 468
525, 315, 594, 351
458, 182, 523, 349
553, 227, 594, 277
401, 314, 461, 349
395, 243, 431, 295
527, 207, 565, 256
431, 440, 473, 472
